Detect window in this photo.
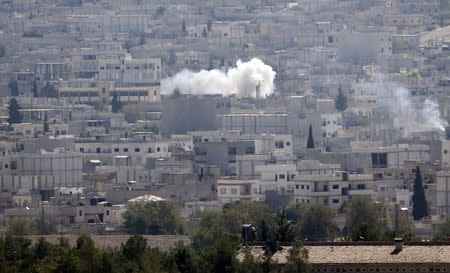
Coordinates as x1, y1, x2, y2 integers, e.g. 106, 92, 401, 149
79, 210, 82, 216
332, 199, 339, 204
220, 188, 226, 194
245, 146, 255, 154
286, 142, 290, 146
148, 148, 152, 153
135, 148, 140, 152
301, 185, 305, 189
106, 210, 109, 216
231, 188, 237, 194
228, 147, 237, 155
96, 147, 101, 153
275, 141, 284, 148
123, 148, 128, 152
157, 147, 161, 152
372, 153, 387, 168
296, 185, 299, 189
279, 174, 285, 179
332, 185, 339, 189
80, 148, 84, 153
114, 148, 119, 152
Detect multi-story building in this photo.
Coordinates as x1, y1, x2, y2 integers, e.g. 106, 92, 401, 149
98, 54, 161, 85
59, 81, 161, 104
217, 178, 259, 205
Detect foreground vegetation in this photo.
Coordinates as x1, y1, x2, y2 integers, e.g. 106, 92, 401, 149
0, 234, 311, 273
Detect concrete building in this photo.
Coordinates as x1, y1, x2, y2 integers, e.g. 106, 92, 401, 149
97, 54, 161, 85
217, 178, 259, 205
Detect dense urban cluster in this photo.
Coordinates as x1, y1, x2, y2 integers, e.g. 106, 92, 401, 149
2, 0, 450, 270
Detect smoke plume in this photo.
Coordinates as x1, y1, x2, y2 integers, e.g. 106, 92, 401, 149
375, 79, 447, 137
161, 58, 276, 98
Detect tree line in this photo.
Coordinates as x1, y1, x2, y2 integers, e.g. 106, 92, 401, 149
0, 234, 311, 273
122, 197, 417, 243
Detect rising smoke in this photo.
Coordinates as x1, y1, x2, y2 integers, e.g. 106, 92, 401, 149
375, 79, 447, 138
161, 58, 276, 98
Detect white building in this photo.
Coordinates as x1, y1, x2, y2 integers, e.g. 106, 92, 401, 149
256, 164, 298, 199
98, 54, 161, 85
217, 178, 259, 205
321, 113, 342, 138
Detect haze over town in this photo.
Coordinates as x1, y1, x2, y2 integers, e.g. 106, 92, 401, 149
2, 0, 450, 272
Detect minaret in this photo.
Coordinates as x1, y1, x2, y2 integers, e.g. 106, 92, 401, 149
255, 81, 261, 99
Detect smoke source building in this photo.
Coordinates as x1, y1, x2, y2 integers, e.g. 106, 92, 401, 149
161, 94, 231, 134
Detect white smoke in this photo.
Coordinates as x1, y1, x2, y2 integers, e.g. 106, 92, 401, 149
375, 79, 447, 138
161, 58, 276, 98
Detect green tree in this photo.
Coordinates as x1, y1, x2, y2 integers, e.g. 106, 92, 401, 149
200, 232, 240, 273
283, 241, 311, 273
434, 217, 450, 241
208, 54, 214, 70
156, 6, 165, 16
3, 236, 33, 271
0, 44, 5, 58
8, 97, 22, 125
8, 79, 19, 96
122, 103, 143, 123
111, 90, 122, 113
35, 217, 56, 235
306, 124, 315, 149
6, 219, 34, 236
351, 222, 381, 241
74, 234, 102, 273
43, 111, 49, 134
122, 235, 148, 260
298, 205, 334, 241
181, 20, 187, 36
32, 80, 39, 97
39, 82, 59, 98
222, 201, 274, 234
412, 166, 428, 221
168, 49, 176, 66
284, 203, 305, 224
34, 237, 54, 260
139, 31, 146, 46
202, 27, 208, 38
135, 122, 159, 135
348, 197, 384, 240
273, 207, 295, 242
123, 201, 184, 235
335, 85, 348, 112
191, 210, 227, 251
168, 241, 200, 273
258, 220, 271, 242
